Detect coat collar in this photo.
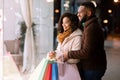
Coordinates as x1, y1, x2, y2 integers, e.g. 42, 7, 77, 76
61, 28, 82, 45
84, 17, 97, 29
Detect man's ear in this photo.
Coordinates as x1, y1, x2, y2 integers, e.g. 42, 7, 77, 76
87, 9, 92, 17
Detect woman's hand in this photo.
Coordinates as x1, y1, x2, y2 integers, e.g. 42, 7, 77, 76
48, 51, 56, 59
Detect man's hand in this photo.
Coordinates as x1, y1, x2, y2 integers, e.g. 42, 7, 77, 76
57, 52, 69, 62
63, 52, 69, 62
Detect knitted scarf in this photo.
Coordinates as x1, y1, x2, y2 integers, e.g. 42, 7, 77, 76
57, 28, 72, 44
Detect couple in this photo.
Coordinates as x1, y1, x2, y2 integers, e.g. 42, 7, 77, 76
49, 1, 107, 80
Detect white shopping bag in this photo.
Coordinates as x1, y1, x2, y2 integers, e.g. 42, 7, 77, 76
58, 63, 81, 80
58, 62, 64, 77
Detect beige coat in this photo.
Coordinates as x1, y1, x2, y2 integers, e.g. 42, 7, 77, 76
56, 28, 82, 63
56, 28, 82, 80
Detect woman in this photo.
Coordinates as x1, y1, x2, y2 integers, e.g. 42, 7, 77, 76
49, 13, 82, 80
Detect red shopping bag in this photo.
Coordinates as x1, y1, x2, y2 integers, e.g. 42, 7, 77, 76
43, 60, 58, 80
43, 63, 52, 80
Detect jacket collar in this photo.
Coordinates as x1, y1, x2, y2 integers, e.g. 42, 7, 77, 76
61, 29, 82, 45
84, 17, 97, 29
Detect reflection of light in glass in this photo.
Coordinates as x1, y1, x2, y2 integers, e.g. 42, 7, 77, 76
64, 4, 69, 8
55, 9, 59, 13
15, 12, 22, 18
46, 0, 54, 2
64, 1, 70, 8
103, 19, 108, 24
35, 8, 40, 12
114, 0, 119, 3
10, 7, 13, 10
108, 9, 112, 14
0, 9, 6, 22
4, 17, 7, 22
66, 1, 70, 4
0, 9, 3, 22
51, 17, 53, 20
91, 1, 97, 7
15, 0, 19, 3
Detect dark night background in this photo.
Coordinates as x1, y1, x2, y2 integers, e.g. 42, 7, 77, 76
54, 0, 120, 34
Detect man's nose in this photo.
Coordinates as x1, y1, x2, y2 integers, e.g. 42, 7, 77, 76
77, 13, 79, 17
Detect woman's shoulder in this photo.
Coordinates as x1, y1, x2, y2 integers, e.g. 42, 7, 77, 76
76, 28, 82, 33
72, 28, 82, 36
68, 28, 82, 41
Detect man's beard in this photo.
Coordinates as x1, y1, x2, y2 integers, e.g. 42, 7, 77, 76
80, 15, 87, 23
79, 15, 87, 30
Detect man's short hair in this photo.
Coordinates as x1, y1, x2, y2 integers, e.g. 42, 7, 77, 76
81, 1, 96, 15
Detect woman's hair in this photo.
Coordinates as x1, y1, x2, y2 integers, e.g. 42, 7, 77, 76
57, 12, 80, 33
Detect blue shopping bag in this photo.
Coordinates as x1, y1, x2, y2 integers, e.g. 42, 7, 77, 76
52, 62, 58, 80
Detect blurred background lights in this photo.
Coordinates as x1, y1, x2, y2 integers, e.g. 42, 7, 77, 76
103, 19, 108, 24
108, 9, 112, 13
114, 0, 119, 3
55, 9, 59, 13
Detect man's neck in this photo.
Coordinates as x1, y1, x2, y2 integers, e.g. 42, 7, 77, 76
86, 15, 96, 21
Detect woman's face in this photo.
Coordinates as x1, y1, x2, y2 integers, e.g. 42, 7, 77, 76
62, 17, 71, 31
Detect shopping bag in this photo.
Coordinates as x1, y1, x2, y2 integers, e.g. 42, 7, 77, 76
58, 62, 64, 76
38, 59, 49, 80
52, 62, 58, 80
43, 60, 58, 80
58, 63, 81, 80
43, 62, 52, 80
28, 58, 47, 80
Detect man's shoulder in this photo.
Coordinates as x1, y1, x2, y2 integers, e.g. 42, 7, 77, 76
85, 17, 98, 27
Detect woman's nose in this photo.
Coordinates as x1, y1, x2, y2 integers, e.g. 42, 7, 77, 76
62, 24, 65, 27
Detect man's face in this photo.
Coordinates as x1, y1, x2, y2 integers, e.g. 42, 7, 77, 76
77, 6, 87, 22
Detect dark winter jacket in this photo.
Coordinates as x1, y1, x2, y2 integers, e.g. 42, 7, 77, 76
68, 16, 107, 71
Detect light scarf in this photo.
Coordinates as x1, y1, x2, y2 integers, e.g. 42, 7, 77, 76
57, 28, 72, 44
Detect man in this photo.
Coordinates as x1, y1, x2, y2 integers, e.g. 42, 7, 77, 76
62, 1, 107, 80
